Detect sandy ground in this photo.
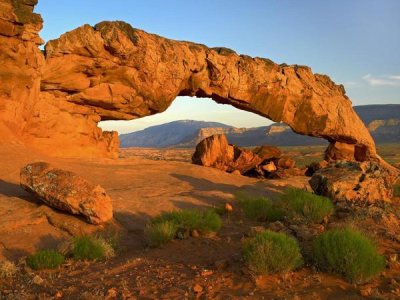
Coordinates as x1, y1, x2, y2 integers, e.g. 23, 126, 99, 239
1, 144, 399, 299
0, 144, 308, 260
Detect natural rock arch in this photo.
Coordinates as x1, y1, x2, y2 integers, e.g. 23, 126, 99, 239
0, 0, 379, 162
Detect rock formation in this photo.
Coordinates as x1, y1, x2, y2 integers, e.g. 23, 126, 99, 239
192, 134, 302, 178
20, 162, 113, 224
0, 0, 383, 162
309, 161, 395, 204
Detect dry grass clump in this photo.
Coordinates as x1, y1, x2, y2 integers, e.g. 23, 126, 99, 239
0, 260, 18, 278
243, 230, 303, 274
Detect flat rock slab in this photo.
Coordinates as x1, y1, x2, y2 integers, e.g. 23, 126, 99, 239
20, 162, 113, 224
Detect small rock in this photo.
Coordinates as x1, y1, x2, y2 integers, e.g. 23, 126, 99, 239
191, 229, 200, 238
176, 227, 190, 239
32, 275, 44, 285
193, 284, 203, 293
249, 226, 265, 236
55, 291, 63, 298
360, 287, 372, 297
262, 161, 277, 173
105, 288, 118, 299
225, 203, 233, 213
389, 254, 398, 263
231, 170, 241, 175
200, 269, 213, 277
267, 221, 285, 232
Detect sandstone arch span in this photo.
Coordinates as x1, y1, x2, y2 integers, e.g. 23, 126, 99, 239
0, 0, 378, 161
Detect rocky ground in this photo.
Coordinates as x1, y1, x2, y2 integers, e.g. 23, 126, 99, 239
0, 144, 399, 299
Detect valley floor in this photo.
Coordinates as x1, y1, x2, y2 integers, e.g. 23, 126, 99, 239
0, 144, 399, 299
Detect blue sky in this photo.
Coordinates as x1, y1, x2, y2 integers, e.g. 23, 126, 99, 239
35, 0, 400, 133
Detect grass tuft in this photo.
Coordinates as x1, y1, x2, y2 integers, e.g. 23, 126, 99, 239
235, 192, 284, 222
145, 220, 177, 248
243, 230, 303, 274
279, 188, 334, 223
152, 210, 222, 233
145, 209, 222, 247
71, 236, 110, 261
26, 250, 65, 270
312, 227, 386, 283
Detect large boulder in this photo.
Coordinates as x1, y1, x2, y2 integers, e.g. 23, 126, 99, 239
20, 162, 113, 224
192, 134, 234, 171
252, 145, 281, 161
309, 161, 397, 204
192, 134, 262, 174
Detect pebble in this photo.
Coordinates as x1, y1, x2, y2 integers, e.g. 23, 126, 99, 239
105, 288, 118, 299
200, 269, 213, 277
193, 284, 203, 293
191, 230, 200, 238
225, 203, 233, 213
32, 275, 44, 286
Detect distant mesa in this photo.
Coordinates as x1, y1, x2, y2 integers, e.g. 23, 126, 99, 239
0, 0, 385, 163
119, 104, 400, 148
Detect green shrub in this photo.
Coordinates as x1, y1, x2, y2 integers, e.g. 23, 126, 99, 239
279, 188, 334, 223
71, 236, 108, 261
145, 220, 177, 247
26, 250, 65, 270
152, 209, 222, 233
235, 192, 284, 221
145, 209, 222, 247
243, 230, 303, 274
313, 228, 385, 283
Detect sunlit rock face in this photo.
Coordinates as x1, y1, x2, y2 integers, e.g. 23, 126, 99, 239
0, 0, 379, 161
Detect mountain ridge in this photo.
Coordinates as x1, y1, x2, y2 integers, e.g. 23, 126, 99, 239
120, 104, 400, 148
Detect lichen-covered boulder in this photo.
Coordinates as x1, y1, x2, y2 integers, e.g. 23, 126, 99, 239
20, 162, 113, 224
309, 161, 397, 204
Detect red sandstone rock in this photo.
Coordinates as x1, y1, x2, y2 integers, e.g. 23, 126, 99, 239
309, 161, 397, 204
0, 1, 381, 161
274, 157, 296, 169
192, 134, 263, 174
192, 134, 234, 171
20, 162, 113, 224
252, 145, 282, 161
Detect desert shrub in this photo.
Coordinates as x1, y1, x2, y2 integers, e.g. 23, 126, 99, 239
0, 260, 17, 278
243, 230, 303, 274
279, 188, 334, 223
235, 192, 284, 221
145, 220, 177, 247
26, 250, 65, 270
146, 209, 222, 247
71, 236, 111, 261
59, 235, 114, 260
312, 227, 386, 283
152, 209, 222, 233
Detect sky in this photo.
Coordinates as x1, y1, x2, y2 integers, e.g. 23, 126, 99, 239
35, 0, 400, 133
